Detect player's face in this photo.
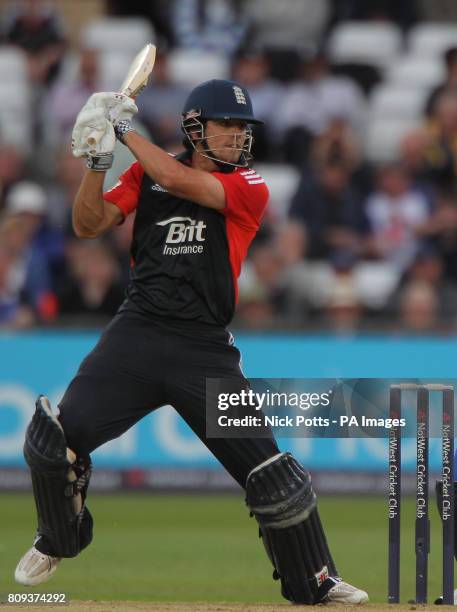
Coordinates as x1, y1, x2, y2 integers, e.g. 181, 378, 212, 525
203, 119, 249, 164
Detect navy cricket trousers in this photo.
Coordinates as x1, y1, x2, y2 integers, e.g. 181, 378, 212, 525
58, 310, 280, 488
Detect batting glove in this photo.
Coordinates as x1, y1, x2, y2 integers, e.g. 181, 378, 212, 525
71, 93, 119, 171
74, 91, 138, 125
71, 106, 115, 170
103, 92, 138, 144
104, 92, 138, 125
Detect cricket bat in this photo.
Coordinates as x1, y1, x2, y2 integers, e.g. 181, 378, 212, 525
87, 43, 157, 149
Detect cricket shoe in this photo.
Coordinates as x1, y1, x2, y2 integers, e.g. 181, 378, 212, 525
434, 589, 457, 604
14, 545, 61, 586
325, 579, 369, 605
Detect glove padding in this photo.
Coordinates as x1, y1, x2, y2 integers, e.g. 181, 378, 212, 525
105, 92, 138, 125
71, 92, 138, 158
72, 107, 115, 158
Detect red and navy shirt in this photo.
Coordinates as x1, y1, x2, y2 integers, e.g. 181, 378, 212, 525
103, 155, 269, 327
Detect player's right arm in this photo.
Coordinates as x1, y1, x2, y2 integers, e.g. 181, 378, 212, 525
72, 170, 123, 238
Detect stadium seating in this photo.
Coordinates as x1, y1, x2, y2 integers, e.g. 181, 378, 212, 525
0, 46, 28, 83
361, 29, 450, 163
81, 17, 155, 55
369, 85, 428, 120
408, 24, 457, 57
327, 22, 403, 69
55, 50, 80, 84
304, 261, 400, 310
386, 55, 445, 89
0, 89, 32, 153
99, 52, 139, 91
255, 163, 300, 219
0, 47, 31, 153
331, 63, 382, 96
51, 49, 144, 92
364, 117, 421, 163
167, 49, 229, 86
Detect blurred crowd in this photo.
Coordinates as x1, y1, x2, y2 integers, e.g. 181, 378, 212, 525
1, 0, 457, 334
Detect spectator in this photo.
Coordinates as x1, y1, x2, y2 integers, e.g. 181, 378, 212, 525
234, 283, 275, 329
273, 220, 307, 267
136, 51, 189, 150
171, 0, 247, 55
45, 47, 101, 148
106, 0, 174, 47
8, 179, 64, 280
420, 92, 457, 192
0, 182, 58, 327
239, 221, 319, 328
2, 0, 66, 86
231, 52, 284, 159
388, 247, 457, 326
399, 131, 436, 198
0, 145, 25, 212
289, 161, 368, 260
0, 242, 35, 329
321, 263, 363, 334
236, 243, 286, 329
415, 192, 457, 282
243, 0, 329, 56
310, 118, 360, 170
310, 117, 373, 197
270, 221, 313, 324
111, 213, 136, 286
46, 148, 86, 232
8, 180, 63, 267
397, 280, 440, 333
57, 240, 126, 324
277, 52, 366, 166
328, 0, 418, 31
425, 47, 457, 117
365, 163, 431, 272
419, 0, 457, 24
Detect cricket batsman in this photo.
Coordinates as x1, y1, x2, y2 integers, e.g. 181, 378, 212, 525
14, 77, 368, 605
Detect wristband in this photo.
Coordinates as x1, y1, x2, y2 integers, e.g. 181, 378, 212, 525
114, 119, 135, 144
86, 153, 113, 172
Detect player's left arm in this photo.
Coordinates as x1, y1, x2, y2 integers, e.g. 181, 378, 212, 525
123, 131, 226, 210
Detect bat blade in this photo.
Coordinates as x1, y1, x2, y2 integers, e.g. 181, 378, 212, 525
86, 43, 156, 149
120, 43, 156, 97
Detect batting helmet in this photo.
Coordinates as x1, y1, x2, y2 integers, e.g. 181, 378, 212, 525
182, 79, 263, 125
181, 79, 262, 169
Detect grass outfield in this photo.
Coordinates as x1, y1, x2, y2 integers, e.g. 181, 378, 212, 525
0, 493, 453, 606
